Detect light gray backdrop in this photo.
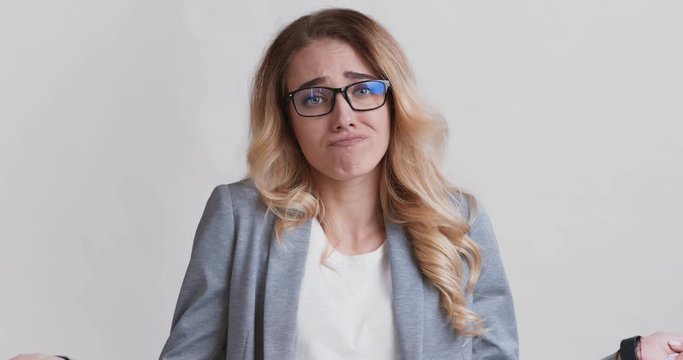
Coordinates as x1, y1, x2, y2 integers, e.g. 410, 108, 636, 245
1, 0, 681, 359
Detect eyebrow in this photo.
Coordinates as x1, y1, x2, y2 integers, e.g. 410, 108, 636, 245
293, 71, 377, 91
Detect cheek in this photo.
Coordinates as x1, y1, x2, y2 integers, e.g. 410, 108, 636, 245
289, 108, 310, 146
376, 111, 392, 149
290, 118, 324, 155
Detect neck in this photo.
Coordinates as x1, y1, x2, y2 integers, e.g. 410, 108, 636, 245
312, 167, 386, 255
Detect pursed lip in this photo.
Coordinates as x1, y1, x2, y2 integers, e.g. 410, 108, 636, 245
328, 135, 368, 147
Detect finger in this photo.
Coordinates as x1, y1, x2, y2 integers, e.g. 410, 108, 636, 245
670, 340, 683, 353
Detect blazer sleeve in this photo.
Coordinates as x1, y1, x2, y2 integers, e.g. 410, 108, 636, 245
469, 202, 520, 359
159, 185, 236, 360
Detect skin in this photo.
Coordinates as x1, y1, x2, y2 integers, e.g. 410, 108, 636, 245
285, 38, 391, 255
615, 332, 683, 360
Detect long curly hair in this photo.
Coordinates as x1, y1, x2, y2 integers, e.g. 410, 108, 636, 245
247, 8, 484, 336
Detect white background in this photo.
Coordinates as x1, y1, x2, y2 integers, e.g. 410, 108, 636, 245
1, 0, 681, 359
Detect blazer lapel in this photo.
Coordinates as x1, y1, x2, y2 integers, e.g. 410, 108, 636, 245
262, 219, 312, 360
386, 220, 424, 360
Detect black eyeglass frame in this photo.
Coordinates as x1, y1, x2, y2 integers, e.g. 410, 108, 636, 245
286, 79, 391, 117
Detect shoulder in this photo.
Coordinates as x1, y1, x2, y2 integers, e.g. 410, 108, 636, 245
209, 179, 269, 218
209, 179, 261, 204
448, 188, 497, 249
447, 187, 478, 225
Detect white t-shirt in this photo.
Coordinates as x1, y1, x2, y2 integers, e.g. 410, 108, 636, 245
295, 219, 398, 360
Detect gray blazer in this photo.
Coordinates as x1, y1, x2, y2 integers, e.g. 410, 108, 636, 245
159, 180, 519, 359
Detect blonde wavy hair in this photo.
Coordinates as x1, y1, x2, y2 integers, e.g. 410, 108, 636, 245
247, 8, 484, 336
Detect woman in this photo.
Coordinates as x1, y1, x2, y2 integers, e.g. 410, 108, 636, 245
161, 7, 516, 359
10, 7, 682, 360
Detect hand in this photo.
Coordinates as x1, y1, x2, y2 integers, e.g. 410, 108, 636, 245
9, 354, 64, 360
639, 332, 683, 360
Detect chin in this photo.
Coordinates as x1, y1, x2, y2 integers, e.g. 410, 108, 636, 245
318, 163, 382, 183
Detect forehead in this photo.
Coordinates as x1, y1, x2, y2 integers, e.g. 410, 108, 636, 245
285, 38, 376, 90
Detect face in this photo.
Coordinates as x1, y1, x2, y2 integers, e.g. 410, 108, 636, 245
285, 39, 391, 184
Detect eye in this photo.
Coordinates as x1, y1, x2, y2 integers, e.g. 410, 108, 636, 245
350, 81, 385, 98
352, 86, 372, 97
295, 88, 330, 108
303, 95, 325, 106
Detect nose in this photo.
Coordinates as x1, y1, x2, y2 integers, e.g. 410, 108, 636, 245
330, 92, 355, 130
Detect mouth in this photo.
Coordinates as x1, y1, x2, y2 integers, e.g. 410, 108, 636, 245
329, 135, 367, 147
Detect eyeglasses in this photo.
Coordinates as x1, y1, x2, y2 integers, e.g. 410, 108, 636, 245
287, 79, 391, 117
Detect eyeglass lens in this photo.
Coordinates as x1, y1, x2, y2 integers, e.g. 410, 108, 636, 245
291, 80, 388, 117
